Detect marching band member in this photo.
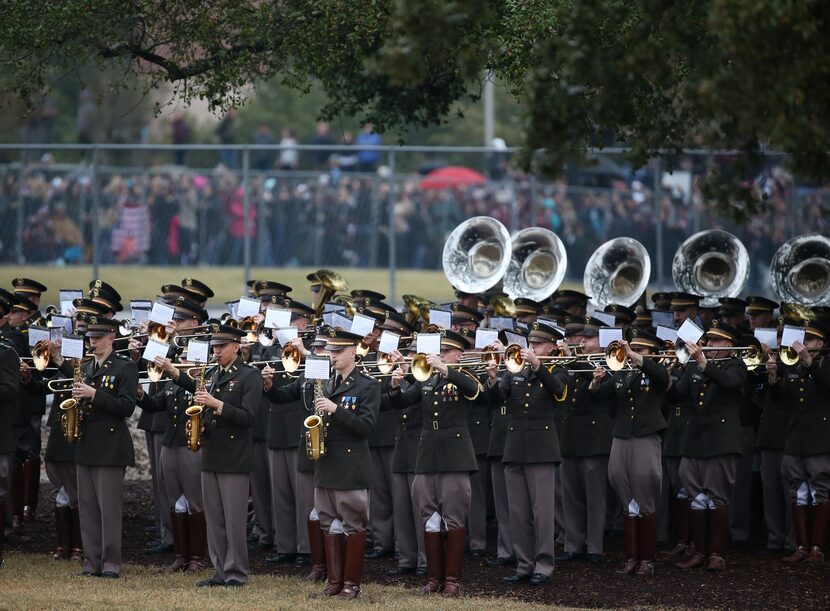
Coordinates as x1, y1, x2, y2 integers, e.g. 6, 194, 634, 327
671, 321, 747, 572
773, 320, 830, 563
388, 329, 480, 598
488, 322, 568, 586
593, 331, 669, 576
264, 328, 380, 599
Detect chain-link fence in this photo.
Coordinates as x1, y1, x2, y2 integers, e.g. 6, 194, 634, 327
0, 144, 825, 303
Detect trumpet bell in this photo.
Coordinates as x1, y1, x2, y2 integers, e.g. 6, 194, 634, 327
147, 362, 164, 383
672, 230, 749, 307
504, 227, 567, 301
282, 344, 302, 373
148, 322, 169, 343
442, 216, 512, 294
743, 346, 763, 370
605, 341, 626, 371
779, 346, 799, 366
675, 338, 691, 365
356, 340, 370, 358
770, 234, 830, 307
504, 344, 524, 374
32, 339, 50, 371
377, 352, 395, 374
118, 319, 133, 336
411, 353, 432, 382
585, 237, 651, 308
490, 295, 516, 318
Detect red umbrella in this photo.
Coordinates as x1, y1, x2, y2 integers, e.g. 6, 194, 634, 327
418, 166, 487, 190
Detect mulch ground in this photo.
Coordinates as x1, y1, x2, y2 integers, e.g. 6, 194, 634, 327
7, 481, 830, 610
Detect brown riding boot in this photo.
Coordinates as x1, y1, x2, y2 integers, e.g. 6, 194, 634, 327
636, 513, 657, 576
53, 506, 72, 560
305, 520, 327, 582
617, 515, 639, 575
442, 528, 466, 598
23, 458, 40, 522
705, 505, 729, 572
807, 502, 829, 563
337, 531, 367, 599
421, 531, 445, 594
69, 506, 83, 562
322, 532, 345, 596
676, 509, 707, 569
167, 511, 189, 573
186, 511, 207, 572
783, 504, 810, 563
663, 499, 690, 557
11, 461, 24, 533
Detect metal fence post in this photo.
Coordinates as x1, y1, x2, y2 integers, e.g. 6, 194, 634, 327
388, 151, 397, 305
530, 149, 541, 225
15, 160, 24, 264
652, 157, 664, 287
91, 146, 100, 279
242, 147, 251, 285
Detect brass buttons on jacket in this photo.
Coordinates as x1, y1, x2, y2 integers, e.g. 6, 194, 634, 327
433, 412, 439, 417
347, 448, 351, 453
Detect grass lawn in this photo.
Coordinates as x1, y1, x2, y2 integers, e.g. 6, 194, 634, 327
0, 265, 582, 307
0, 552, 559, 611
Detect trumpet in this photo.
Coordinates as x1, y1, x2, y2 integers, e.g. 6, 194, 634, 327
777, 346, 830, 367
20, 339, 52, 371
673, 339, 760, 366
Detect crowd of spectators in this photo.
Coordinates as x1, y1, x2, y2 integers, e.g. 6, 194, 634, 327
0, 142, 826, 293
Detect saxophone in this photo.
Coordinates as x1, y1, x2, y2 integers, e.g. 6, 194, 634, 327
184, 364, 207, 452
59, 358, 84, 444
303, 379, 327, 460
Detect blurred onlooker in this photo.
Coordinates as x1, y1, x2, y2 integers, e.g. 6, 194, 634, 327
252, 123, 277, 171
337, 131, 358, 172
76, 91, 97, 146
216, 109, 238, 169
355, 123, 381, 172
171, 113, 191, 166
278, 128, 299, 171
52, 201, 83, 263
487, 137, 510, 180
310, 121, 334, 169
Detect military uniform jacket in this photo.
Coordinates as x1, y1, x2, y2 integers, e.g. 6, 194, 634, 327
595, 358, 669, 439
6, 326, 46, 426
670, 357, 746, 459
176, 355, 258, 473
267, 367, 380, 490
486, 375, 510, 458
490, 364, 568, 464
390, 367, 480, 474
24, 360, 75, 463
0, 344, 20, 454
755, 368, 790, 450
75, 352, 138, 467
661, 365, 686, 456
364, 353, 398, 448
468, 382, 491, 456
559, 364, 615, 458
262, 344, 307, 450
774, 357, 830, 457
392, 377, 422, 473
138, 380, 197, 448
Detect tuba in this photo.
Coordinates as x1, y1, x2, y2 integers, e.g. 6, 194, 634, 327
442, 216, 512, 294
304, 379, 327, 460
584, 237, 651, 309
184, 364, 207, 452
503, 227, 567, 302
311, 269, 349, 320
770, 234, 830, 307
59, 358, 84, 444
672, 230, 749, 307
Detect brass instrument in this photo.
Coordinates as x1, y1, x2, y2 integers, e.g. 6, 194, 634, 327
59, 358, 84, 443
442, 216, 512, 294
673, 339, 760, 366
282, 343, 303, 373
770, 234, 830, 307
184, 364, 207, 452
31, 339, 51, 371
504, 227, 567, 301
584, 237, 651, 309
304, 379, 327, 460
672, 229, 750, 307
312, 269, 349, 319
403, 295, 428, 326
239, 316, 258, 343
